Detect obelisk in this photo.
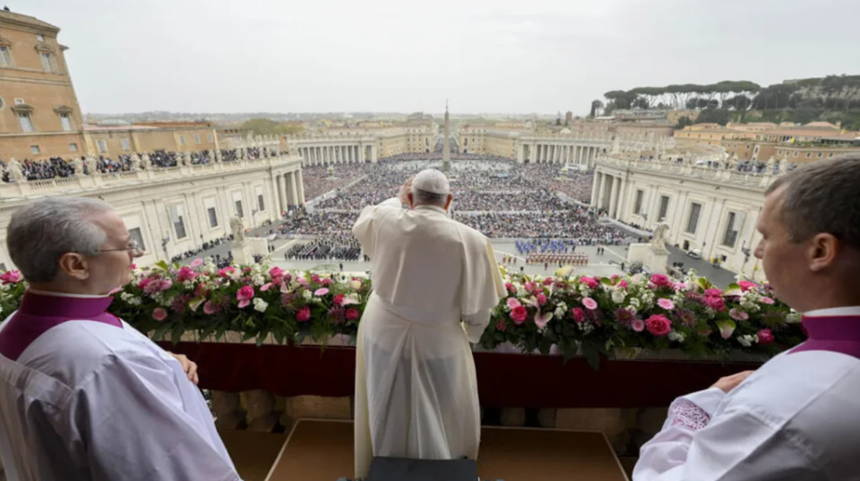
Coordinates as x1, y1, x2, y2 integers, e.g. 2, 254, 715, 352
442, 100, 450, 175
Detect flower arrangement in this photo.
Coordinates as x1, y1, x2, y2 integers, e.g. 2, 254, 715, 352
0, 261, 805, 367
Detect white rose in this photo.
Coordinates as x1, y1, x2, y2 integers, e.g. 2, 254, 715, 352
611, 289, 626, 304
668, 331, 685, 343
302, 290, 312, 301
554, 307, 566, 319
252, 275, 265, 286
253, 298, 269, 312
786, 311, 802, 324
737, 334, 757, 347
230, 270, 241, 281
629, 298, 641, 309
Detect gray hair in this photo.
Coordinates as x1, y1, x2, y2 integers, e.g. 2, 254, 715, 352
7, 197, 114, 283
413, 188, 448, 207
766, 154, 860, 248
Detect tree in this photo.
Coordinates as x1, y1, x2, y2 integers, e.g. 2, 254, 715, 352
725, 95, 752, 111
695, 108, 731, 126
589, 99, 604, 118
604, 90, 637, 109
675, 116, 694, 129
240, 118, 304, 136
632, 96, 650, 109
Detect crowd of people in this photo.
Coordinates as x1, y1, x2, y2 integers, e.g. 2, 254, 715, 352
283, 235, 362, 262
0, 147, 272, 183
515, 239, 578, 255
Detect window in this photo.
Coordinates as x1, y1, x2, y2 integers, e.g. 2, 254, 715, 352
69, 143, 78, 152
40, 52, 54, 72
258, 194, 265, 212
30, 145, 40, 155
194, 134, 201, 144
686, 203, 702, 234
18, 113, 33, 132
129, 227, 146, 252
121, 138, 130, 151
97, 140, 107, 153
171, 205, 187, 239
59, 113, 72, 131
806, 152, 812, 158
208, 133, 213, 142
235, 200, 244, 218
657, 195, 670, 222
722, 211, 744, 248
0, 47, 11, 67
36, 34, 45, 42
793, 152, 798, 157
829, 153, 834, 158
634, 190, 644, 215
179, 135, 186, 145
817, 152, 823, 158
207, 207, 218, 228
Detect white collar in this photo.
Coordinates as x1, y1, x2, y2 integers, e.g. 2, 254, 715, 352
804, 306, 860, 317
28, 288, 111, 299
414, 205, 447, 215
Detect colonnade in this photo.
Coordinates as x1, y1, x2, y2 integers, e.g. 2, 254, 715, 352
271, 169, 305, 213
521, 143, 604, 167
297, 143, 376, 166
591, 170, 625, 219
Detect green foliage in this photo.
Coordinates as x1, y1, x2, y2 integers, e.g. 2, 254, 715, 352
695, 108, 731, 126
675, 116, 694, 129
240, 118, 304, 137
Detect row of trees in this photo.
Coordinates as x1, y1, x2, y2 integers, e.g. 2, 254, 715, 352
595, 75, 860, 117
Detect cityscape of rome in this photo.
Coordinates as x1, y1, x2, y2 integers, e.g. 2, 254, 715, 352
0, 1, 859, 480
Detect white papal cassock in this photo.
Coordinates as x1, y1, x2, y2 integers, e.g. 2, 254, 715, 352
352, 197, 506, 479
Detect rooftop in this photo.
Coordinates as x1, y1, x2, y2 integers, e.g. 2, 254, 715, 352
0, 9, 59, 32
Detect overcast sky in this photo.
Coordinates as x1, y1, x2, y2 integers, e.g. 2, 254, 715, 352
15, 0, 860, 115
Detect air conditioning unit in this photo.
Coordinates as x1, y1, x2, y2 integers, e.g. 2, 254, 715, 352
14, 98, 24, 105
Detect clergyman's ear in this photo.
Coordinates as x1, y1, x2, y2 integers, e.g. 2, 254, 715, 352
808, 232, 839, 273
57, 252, 90, 280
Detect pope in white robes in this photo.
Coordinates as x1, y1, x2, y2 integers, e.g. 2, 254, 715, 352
352, 169, 506, 479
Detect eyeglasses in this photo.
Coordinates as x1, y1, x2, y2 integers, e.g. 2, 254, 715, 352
98, 240, 144, 254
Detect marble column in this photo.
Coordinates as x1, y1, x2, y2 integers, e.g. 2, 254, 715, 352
609, 176, 621, 218
591, 172, 600, 206
359, 144, 365, 163
272, 176, 283, 215
598, 173, 608, 209
295, 169, 305, 204
276, 175, 286, 212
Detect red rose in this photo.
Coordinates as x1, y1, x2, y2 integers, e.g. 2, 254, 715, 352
757, 329, 775, 344
296, 306, 311, 323
571, 307, 585, 323
505, 282, 515, 293
536, 293, 547, 306
738, 280, 758, 292
705, 295, 725, 312
645, 314, 672, 336
346, 308, 360, 321
650, 274, 671, 288
510, 306, 528, 325
333, 294, 345, 306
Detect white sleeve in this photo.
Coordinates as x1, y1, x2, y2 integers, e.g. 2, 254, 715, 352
75, 353, 241, 481
352, 197, 401, 259
462, 308, 491, 344
633, 388, 819, 481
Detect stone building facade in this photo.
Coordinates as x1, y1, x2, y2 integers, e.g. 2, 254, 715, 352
0, 153, 303, 271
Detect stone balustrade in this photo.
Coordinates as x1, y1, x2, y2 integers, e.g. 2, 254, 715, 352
597, 155, 779, 189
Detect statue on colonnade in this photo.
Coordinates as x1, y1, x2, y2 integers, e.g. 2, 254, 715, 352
650, 223, 670, 255
129, 153, 141, 171
230, 217, 246, 243
5, 158, 25, 182
85, 156, 98, 176
141, 153, 151, 169
72, 157, 84, 176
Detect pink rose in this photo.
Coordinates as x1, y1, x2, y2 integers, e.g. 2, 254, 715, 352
333, 294, 345, 306
738, 280, 758, 292
311, 274, 321, 284
0, 270, 22, 284
203, 301, 217, 315
242, 267, 252, 274
618, 280, 628, 289
579, 277, 599, 289
505, 282, 516, 293
495, 318, 507, 332
152, 308, 168, 322
524, 282, 537, 293
757, 329, 774, 344
673, 282, 688, 292
346, 308, 360, 321
705, 288, 723, 298
705, 296, 725, 312
260, 282, 273, 292
631, 319, 645, 332
321, 278, 333, 286
729, 308, 749, 321
506, 297, 522, 309
543, 277, 554, 286
760, 297, 775, 305
650, 274, 671, 288
571, 307, 585, 323
657, 298, 675, 310
536, 293, 547, 306
314, 288, 329, 296
176, 266, 198, 283
296, 306, 311, 322
645, 314, 672, 336
237, 285, 255, 308
138, 277, 153, 290
510, 306, 528, 325
190, 258, 204, 268
296, 277, 309, 286
269, 266, 285, 279
218, 267, 235, 278
582, 297, 598, 310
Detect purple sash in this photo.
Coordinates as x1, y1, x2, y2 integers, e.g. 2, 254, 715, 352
790, 315, 860, 360
0, 291, 122, 361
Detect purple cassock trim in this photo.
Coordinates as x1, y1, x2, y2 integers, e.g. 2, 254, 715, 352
790, 315, 860, 360
0, 290, 122, 361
